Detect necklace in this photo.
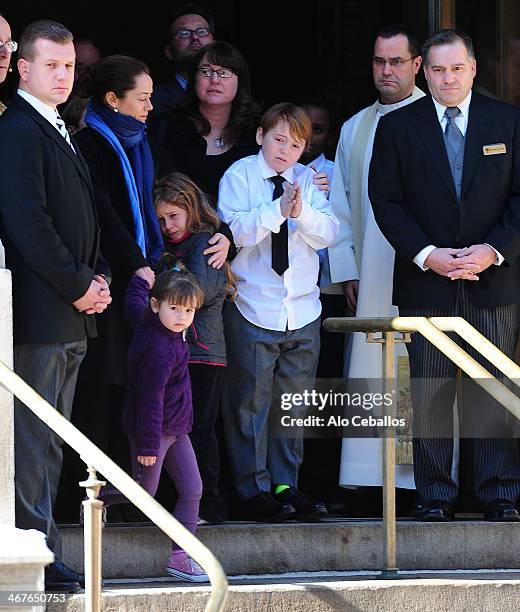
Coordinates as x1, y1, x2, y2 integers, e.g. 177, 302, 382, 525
214, 136, 225, 149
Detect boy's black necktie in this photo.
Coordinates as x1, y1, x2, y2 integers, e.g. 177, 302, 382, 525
270, 175, 289, 275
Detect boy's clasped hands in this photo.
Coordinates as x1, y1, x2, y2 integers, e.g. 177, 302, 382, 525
279, 180, 302, 219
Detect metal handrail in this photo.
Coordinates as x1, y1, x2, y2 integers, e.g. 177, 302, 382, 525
0, 358, 228, 612
323, 316, 520, 577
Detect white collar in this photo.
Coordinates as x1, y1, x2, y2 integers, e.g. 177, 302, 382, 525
432, 90, 472, 123
257, 149, 294, 183
376, 86, 425, 115
18, 88, 60, 128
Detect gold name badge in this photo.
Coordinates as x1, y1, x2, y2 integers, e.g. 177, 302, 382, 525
483, 143, 506, 155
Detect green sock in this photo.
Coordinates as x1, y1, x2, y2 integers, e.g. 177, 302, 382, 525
274, 484, 290, 495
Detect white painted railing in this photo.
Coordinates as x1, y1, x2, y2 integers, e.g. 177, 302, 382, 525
0, 358, 228, 611
324, 316, 520, 576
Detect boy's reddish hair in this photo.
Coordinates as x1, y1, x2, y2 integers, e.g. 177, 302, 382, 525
259, 102, 312, 144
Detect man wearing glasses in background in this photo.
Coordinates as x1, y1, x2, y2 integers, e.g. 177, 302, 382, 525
327, 25, 424, 513
152, 3, 214, 114
0, 12, 17, 114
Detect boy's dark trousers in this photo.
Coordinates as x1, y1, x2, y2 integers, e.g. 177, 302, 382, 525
222, 302, 320, 501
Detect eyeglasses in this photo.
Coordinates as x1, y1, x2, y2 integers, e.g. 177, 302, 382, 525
372, 56, 415, 68
197, 67, 235, 79
173, 27, 211, 39
0, 40, 18, 53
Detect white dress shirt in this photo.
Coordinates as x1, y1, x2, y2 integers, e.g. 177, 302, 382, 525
17, 88, 76, 152
218, 150, 339, 331
413, 91, 502, 270
18, 88, 64, 133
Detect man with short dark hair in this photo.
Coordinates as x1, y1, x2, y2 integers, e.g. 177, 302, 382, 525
0, 19, 111, 590
328, 25, 424, 494
369, 29, 520, 522
152, 3, 215, 113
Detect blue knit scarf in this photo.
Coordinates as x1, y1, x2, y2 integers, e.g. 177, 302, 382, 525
84, 101, 163, 263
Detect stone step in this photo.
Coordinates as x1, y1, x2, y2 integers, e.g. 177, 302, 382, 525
60, 519, 520, 579
46, 570, 520, 612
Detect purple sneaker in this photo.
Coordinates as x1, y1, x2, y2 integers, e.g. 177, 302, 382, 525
166, 556, 209, 583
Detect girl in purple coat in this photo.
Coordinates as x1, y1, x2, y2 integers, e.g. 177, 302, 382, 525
154, 172, 235, 524
103, 267, 207, 581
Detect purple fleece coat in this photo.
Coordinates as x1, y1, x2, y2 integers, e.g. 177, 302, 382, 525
123, 275, 193, 456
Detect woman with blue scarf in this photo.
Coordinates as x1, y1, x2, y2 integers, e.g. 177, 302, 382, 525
62, 56, 168, 519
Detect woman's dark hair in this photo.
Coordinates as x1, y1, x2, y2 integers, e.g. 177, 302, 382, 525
85, 54, 150, 106
150, 261, 205, 309
180, 41, 261, 145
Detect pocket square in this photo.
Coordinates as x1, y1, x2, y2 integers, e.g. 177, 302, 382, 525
483, 143, 506, 155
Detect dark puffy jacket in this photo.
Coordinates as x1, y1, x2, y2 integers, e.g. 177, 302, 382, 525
167, 232, 228, 365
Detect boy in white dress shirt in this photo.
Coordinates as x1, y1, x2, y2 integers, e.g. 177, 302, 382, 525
218, 102, 339, 522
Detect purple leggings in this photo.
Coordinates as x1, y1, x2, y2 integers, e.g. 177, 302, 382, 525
100, 434, 202, 556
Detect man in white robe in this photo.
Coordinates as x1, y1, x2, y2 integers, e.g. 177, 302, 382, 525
328, 25, 425, 492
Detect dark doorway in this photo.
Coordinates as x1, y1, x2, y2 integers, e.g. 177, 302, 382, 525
3, 1, 429, 120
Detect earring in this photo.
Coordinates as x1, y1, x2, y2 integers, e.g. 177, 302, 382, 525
113, 107, 119, 113
8, 66, 12, 73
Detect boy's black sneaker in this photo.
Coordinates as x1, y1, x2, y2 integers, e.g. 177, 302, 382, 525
243, 492, 296, 522
273, 486, 328, 521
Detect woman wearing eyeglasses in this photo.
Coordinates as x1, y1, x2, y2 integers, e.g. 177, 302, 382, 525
152, 41, 262, 204
0, 13, 17, 114
152, 40, 330, 204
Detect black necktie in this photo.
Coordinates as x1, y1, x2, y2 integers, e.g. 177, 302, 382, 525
270, 175, 289, 275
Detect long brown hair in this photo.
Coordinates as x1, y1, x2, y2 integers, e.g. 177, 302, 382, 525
154, 172, 220, 233
179, 41, 261, 146
153, 172, 237, 299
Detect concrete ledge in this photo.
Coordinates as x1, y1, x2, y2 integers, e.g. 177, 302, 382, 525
46, 575, 520, 612
60, 520, 520, 578
0, 527, 53, 612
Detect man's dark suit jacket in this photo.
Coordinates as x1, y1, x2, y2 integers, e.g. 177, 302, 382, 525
0, 94, 108, 344
151, 76, 187, 115
368, 92, 520, 308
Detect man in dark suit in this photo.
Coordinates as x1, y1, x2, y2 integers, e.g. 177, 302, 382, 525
151, 3, 215, 114
0, 20, 111, 590
369, 29, 520, 522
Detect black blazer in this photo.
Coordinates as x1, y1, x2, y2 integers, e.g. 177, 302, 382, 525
369, 92, 520, 308
73, 126, 149, 385
150, 76, 187, 115
150, 114, 259, 202
0, 94, 108, 344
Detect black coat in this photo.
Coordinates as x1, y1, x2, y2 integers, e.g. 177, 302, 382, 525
369, 93, 520, 308
73, 126, 149, 384
150, 76, 187, 115
150, 114, 259, 203
73, 126, 236, 383
0, 95, 108, 344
